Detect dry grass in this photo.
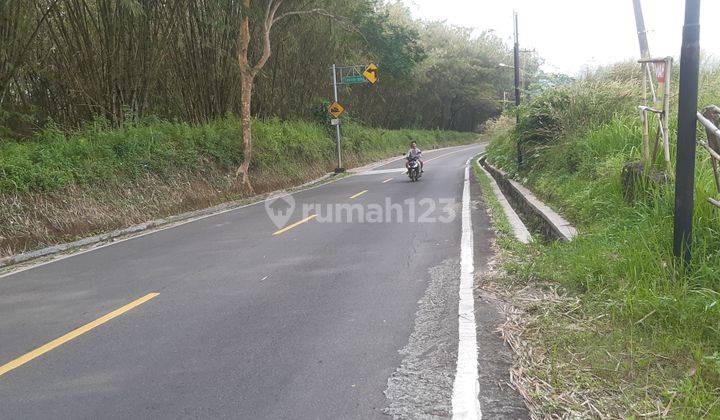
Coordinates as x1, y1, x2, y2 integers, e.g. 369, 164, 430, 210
0, 164, 330, 258
482, 257, 691, 419
484, 268, 596, 419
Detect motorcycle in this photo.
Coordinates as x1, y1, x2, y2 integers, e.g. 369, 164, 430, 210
407, 157, 421, 181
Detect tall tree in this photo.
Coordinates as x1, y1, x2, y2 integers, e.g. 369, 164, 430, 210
236, 0, 328, 192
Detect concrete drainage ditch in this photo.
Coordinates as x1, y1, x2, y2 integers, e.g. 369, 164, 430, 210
478, 155, 577, 243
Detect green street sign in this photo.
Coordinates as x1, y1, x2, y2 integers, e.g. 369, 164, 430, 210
342, 75, 367, 85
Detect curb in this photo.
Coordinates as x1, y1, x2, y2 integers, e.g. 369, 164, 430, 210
0, 172, 335, 270
479, 157, 577, 242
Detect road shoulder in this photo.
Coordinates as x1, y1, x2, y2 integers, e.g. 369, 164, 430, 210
469, 164, 530, 418
384, 258, 460, 418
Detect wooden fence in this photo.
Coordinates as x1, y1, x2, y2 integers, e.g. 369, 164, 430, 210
697, 106, 720, 208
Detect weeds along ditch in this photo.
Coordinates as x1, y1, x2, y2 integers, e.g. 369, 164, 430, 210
0, 116, 476, 257
484, 63, 720, 416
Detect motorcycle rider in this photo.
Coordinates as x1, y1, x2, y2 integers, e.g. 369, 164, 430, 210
405, 141, 424, 174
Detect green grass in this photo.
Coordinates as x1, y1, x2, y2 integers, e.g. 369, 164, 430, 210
484, 66, 720, 417
0, 116, 475, 194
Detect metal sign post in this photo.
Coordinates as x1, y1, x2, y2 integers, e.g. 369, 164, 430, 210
328, 63, 379, 173
331, 64, 344, 173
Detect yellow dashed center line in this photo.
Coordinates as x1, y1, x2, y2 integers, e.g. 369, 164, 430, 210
0, 293, 159, 378
382, 178, 394, 183
273, 214, 317, 236
350, 190, 368, 199
425, 148, 466, 163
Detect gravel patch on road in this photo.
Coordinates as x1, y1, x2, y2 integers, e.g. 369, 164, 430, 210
384, 258, 460, 419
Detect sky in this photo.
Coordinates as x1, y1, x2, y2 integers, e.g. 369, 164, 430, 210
404, 0, 720, 76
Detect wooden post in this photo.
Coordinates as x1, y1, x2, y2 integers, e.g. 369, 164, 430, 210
662, 57, 673, 171
641, 109, 651, 166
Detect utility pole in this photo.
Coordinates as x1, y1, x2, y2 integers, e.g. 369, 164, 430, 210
513, 11, 522, 168
673, 0, 701, 264
632, 0, 651, 59
331, 64, 343, 172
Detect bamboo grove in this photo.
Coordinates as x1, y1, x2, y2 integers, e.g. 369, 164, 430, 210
0, 0, 542, 138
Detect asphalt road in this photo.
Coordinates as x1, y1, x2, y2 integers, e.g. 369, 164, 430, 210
0, 143, 526, 419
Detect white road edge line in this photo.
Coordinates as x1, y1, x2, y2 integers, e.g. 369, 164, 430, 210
451, 156, 482, 419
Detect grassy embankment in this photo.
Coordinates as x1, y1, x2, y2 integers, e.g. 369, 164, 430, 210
481, 64, 720, 417
0, 116, 476, 258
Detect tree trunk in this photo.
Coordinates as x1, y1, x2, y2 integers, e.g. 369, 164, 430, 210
232, 0, 318, 193
238, 72, 255, 193
236, 0, 254, 193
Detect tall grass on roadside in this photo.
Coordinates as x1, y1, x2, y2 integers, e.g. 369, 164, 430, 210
0, 116, 474, 195
484, 65, 720, 417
